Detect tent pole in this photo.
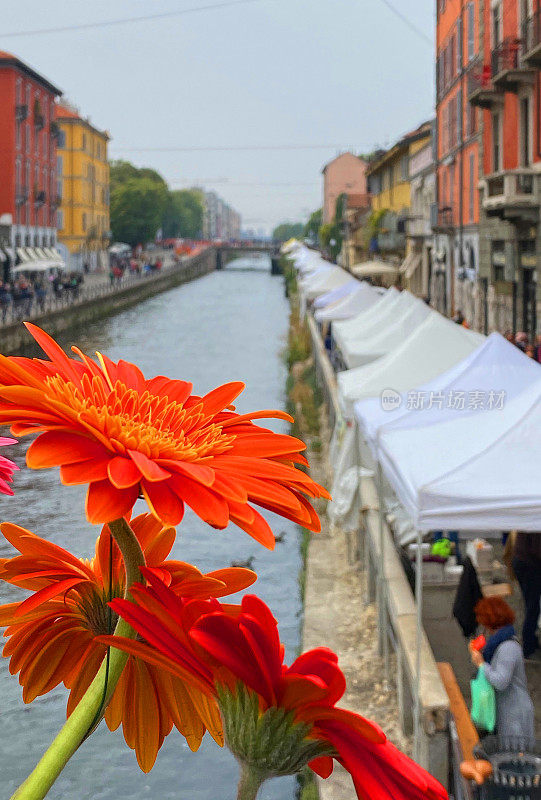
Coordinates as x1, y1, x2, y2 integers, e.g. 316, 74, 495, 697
414, 526, 423, 762
377, 461, 390, 689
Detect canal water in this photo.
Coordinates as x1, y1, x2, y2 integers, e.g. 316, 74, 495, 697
0, 256, 303, 799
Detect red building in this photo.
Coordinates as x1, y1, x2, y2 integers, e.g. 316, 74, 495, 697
0, 52, 61, 253
435, 0, 541, 335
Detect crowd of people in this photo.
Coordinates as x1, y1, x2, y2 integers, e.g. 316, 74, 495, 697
452, 310, 541, 361
0, 273, 84, 323
108, 255, 163, 285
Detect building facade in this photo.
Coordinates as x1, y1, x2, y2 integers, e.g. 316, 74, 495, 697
202, 191, 241, 240
0, 52, 61, 252
340, 192, 372, 269
366, 122, 433, 262
436, 0, 541, 335
55, 104, 110, 271
322, 152, 368, 224
406, 121, 437, 298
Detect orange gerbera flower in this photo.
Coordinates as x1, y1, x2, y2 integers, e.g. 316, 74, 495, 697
0, 324, 328, 547
0, 513, 256, 771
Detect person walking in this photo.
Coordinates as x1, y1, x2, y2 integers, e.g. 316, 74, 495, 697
470, 597, 535, 739
512, 532, 541, 658
0, 282, 12, 323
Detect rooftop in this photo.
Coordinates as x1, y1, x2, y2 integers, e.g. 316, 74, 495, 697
0, 51, 61, 96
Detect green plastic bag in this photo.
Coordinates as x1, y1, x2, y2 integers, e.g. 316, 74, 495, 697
470, 666, 496, 733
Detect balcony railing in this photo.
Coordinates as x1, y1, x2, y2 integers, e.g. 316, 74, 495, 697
467, 63, 503, 108
483, 169, 538, 218
522, 9, 541, 66
491, 37, 534, 90
34, 113, 45, 131
15, 104, 28, 122
34, 190, 46, 206
50, 120, 61, 139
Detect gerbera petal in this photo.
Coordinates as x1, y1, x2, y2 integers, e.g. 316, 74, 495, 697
128, 450, 171, 483
141, 481, 185, 527
309, 755, 334, 779
200, 382, 245, 417
86, 480, 139, 524
27, 431, 110, 469
108, 457, 142, 489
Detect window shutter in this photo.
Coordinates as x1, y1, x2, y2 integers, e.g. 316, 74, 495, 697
457, 17, 463, 71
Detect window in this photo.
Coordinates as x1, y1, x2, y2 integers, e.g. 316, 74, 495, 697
456, 18, 463, 72
449, 163, 455, 207
492, 112, 502, 171
469, 153, 475, 222
467, 102, 477, 137
467, 2, 475, 61
492, 2, 502, 46
457, 89, 463, 143
400, 155, 409, 181
82, 212, 87, 232
57, 130, 66, 148
57, 209, 63, 230
82, 133, 87, 151
520, 96, 531, 166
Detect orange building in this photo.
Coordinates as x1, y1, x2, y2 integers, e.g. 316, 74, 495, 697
435, 0, 541, 336
322, 152, 368, 224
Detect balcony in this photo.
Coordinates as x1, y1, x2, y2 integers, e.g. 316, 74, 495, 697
53, 194, 62, 208
15, 104, 28, 122
50, 120, 61, 139
15, 187, 28, 206
491, 38, 535, 92
34, 113, 45, 131
431, 204, 454, 231
467, 64, 504, 109
522, 9, 541, 67
483, 169, 538, 220
34, 190, 46, 206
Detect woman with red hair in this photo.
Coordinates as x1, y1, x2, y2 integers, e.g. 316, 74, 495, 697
471, 597, 534, 739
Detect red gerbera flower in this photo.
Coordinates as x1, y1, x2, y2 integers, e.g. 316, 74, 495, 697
0, 436, 18, 495
0, 324, 328, 547
0, 514, 256, 771
105, 576, 448, 800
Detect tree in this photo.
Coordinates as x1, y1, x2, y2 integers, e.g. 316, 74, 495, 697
272, 222, 304, 242
110, 160, 167, 192
110, 177, 168, 246
304, 209, 322, 243
162, 189, 204, 239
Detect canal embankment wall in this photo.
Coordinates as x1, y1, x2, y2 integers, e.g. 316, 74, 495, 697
0, 247, 216, 354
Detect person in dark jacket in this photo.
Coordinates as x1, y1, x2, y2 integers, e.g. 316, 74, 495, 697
512, 532, 541, 658
453, 556, 483, 637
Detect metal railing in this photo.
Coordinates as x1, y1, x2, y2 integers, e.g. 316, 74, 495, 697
467, 62, 493, 95
0, 250, 211, 331
491, 37, 522, 76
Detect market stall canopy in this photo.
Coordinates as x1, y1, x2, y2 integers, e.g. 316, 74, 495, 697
351, 260, 399, 279
355, 332, 540, 454
313, 279, 358, 309
333, 289, 415, 362
338, 312, 484, 416
301, 266, 352, 302
315, 281, 383, 322
378, 380, 541, 531
342, 297, 432, 368
12, 260, 66, 273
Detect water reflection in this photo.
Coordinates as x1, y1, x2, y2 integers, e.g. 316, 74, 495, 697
0, 258, 301, 799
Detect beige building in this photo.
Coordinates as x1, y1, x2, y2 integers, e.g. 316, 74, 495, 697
322, 152, 368, 223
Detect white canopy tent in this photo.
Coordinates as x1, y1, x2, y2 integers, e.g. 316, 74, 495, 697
313, 278, 358, 309
300, 266, 352, 302
12, 261, 66, 273
338, 313, 485, 416
342, 298, 432, 368
315, 282, 383, 322
332, 287, 405, 358
352, 259, 399, 280
355, 332, 540, 454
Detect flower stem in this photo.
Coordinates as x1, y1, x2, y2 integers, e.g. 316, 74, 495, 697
236, 763, 264, 800
10, 517, 145, 800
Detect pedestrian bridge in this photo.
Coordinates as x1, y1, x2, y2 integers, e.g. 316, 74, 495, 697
215, 242, 282, 273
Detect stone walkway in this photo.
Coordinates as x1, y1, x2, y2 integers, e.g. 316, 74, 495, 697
302, 425, 411, 800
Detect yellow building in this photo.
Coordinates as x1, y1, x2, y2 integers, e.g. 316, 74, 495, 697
55, 103, 110, 270
366, 121, 432, 258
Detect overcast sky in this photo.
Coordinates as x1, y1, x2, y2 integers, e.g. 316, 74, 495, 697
4, 0, 435, 232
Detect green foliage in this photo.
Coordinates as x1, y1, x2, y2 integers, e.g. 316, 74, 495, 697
110, 160, 204, 244
297, 768, 320, 800
304, 209, 322, 242
110, 177, 168, 246
318, 195, 344, 260
162, 189, 204, 238
272, 222, 305, 242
